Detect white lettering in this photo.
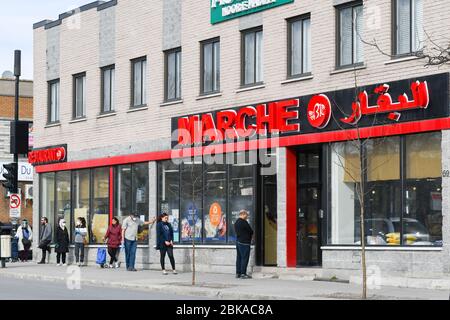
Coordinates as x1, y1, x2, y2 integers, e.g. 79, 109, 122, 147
221, 0, 276, 17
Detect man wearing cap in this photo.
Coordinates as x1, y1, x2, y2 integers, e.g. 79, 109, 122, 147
121, 213, 156, 271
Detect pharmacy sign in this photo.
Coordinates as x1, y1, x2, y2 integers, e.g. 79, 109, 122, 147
211, 0, 294, 24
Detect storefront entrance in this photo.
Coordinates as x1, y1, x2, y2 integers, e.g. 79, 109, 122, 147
297, 148, 322, 266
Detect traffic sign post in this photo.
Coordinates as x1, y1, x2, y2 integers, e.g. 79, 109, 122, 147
9, 193, 21, 219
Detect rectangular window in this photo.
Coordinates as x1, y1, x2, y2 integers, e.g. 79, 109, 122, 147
158, 161, 180, 243
101, 65, 115, 113
73, 169, 91, 242
394, 0, 423, 55
329, 132, 442, 247
165, 48, 182, 101
48, 80, 60, 123
242, 27, 263, 86
337, 3, 363, 67
131, 57, 147, 107
56, 172, 72, 241
288, 15, 311, 77
201, 38, 220, 94
73, 73, 86, 119
91, 167, 109, 244
204, 163, 227, 242
40, 173, 55, 239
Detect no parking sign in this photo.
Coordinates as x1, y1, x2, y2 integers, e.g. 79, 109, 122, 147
9, 193, 21, 219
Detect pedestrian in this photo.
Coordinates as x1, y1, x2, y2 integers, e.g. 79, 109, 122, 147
74, 217, 88, 266
103, 217, 122, 268
15, 219, 32, 262
156, 213, 177, 275
121, 213, 156, 271
55, 218, 69, 266
38, 217, 52, 264
234, 210, 254, 279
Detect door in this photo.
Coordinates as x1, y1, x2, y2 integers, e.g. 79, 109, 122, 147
297, 150, 322, 266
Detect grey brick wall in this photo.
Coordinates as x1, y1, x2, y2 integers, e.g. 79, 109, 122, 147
99, 6, 116, 67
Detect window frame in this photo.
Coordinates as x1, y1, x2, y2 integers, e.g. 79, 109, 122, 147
47, 79, 60, 124
164, 47, 182, 103
335, 1, 364, 69
130, 56, 147, 108
241, 26, 264, 88
287, 14, 312, 79
392, 0, 423, 57
200, 37, 221, 95
72, 72, 87, 120
100, 64, 115, 114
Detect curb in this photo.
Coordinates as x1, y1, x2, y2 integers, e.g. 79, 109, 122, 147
0, 272, 300, 300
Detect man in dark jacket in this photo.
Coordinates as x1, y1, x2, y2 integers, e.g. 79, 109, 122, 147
38, 217, 52, 264
234, 210, 254, 279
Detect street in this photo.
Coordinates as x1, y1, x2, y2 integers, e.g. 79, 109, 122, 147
0, 276, 207, 300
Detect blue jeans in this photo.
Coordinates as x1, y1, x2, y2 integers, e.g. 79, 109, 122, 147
124, 239, 137, 270
236, 242, 251, 276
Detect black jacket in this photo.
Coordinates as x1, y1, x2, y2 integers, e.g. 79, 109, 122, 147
55, 227, 70, 253
234, 218, 253, 244
156, 221, 174, 250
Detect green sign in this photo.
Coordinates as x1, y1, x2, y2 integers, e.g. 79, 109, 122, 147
211, 0, 294, 24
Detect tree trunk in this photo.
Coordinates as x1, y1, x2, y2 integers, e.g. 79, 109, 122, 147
359, 143, 367, 299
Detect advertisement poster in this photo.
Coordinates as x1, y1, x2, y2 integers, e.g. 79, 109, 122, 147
204, 202, 227, 241
171, 209, 180, 242
181, 202, 201, 241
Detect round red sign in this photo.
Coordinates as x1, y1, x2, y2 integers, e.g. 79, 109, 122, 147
307, 94, 332, 129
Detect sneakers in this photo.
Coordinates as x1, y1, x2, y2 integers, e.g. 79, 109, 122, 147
236, 274, 241, 279
63, 263, 67, 267
240, 274, 252, 279
172, 270, 178, 275
37, 261, 45, 265
57, 263, 62, 266
114, 262, 120, 269
162, 270, 168, 275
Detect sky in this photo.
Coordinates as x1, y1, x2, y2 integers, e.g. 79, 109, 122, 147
0, 0, 90, 80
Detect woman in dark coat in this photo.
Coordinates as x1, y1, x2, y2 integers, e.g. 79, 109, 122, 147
156, 213, 176, 275
103, 217, 122, 268
55, 219, 70, 266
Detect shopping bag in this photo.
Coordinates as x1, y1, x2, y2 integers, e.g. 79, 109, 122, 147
96, 247, 107, 266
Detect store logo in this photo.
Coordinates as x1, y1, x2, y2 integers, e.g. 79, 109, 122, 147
28, 145, 67, 166
307, 94, 332, 129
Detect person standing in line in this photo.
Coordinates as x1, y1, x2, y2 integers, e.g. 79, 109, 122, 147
156, 213, 177, 275
15, 219, 32, 262
121, 213, 156, 271
38, 217, 52, 264
234, 210, 254, 279
103, 217, 122, 268
55, 219, 70, 266
74, 217, 88, 266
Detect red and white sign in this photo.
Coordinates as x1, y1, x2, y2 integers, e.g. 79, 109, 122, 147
9, 193, 21, 219
307, 94, 332, 129
28, 145, 67, 166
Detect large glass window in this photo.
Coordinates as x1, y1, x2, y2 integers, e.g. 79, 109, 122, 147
91, 168, 109, 244
48, 80, 60, 123
165, 48, 182, 102
204, 163, 227, 242
101, 65, 115, 113
73, 73, 86, 119
73, 170, 90, 242
201, 39, 220, 94
288, 15, 311, 77
337, 3, 363, 67
40, 173, 55, 239
394, 0, 423, 55
242, 27, 263, 86
330, 132, 442, 246
158, 161, 180, 242
131, 57, 147, 107
56, 172, 71, 240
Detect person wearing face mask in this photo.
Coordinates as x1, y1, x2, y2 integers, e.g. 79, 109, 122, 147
156, 213, 177, 275
38, 217, 52, 264
121, 213, 156, 271
55, 219, 70, 266
103, 217, 122, 268
74, 217, 88, 266
15, 219, 33, 262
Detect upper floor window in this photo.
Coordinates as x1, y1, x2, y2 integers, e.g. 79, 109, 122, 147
165, 48, 182, 102
101, 65, 115, 113
288, 15, 311, 77
131, 57, 147, 107
337, 2, 363, 67
73, 73, 86, 119
242, 27, 263, 86
48, 79, 60, 123
394, 0, 423, 55
201, 38, 220, 94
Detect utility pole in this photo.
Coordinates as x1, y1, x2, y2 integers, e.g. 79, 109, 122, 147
13, 50, 20, 190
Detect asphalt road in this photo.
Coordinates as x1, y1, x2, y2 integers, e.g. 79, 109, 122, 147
0, 277, 208, 300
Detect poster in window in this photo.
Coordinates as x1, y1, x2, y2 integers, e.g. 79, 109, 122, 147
181, 202, 201, 241
204, 202, 227, 241
171, 209, 179, 242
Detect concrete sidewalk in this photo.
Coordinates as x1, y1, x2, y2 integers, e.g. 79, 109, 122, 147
0, 263, 448, 300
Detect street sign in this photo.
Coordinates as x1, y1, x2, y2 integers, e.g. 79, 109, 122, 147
9, 193, 21, 219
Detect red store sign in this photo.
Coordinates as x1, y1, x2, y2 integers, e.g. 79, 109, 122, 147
28, 145, 67, 166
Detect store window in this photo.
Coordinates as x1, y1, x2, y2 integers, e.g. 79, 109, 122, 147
91, 167, 109, 244
73, 169, 90, 242
394, 0, 423, 56
40, 173, 55, 238
242, 27, 263, 86
329, 132, 442, 246
164, 48, 182, 102
131, 57, 147, 107
337, 2, 363, 67
56, 171, 72, 239
288, 15, 311, 78
158, 161, 180, 242
101, 65, 115, 113
73, 72, 86, 119
115, 163, 149, 243
204, 163, 227, 242
201, 38, 220, 95
48, 80, 60, 123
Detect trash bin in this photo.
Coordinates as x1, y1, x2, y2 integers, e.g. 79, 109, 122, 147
0, 235, 11, 259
